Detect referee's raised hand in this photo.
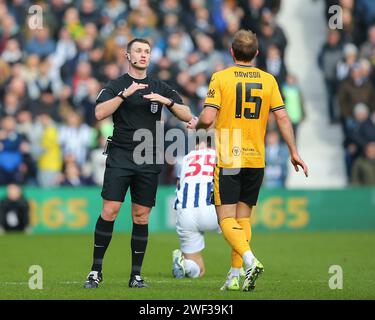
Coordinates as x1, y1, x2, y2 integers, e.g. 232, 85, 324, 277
125, 81, 148, 97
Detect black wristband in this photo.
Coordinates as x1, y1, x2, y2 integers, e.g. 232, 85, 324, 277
117, 90, 127, 101
166, 98, 175, 109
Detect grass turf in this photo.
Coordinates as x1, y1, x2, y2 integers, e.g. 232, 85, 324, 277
0, 231, 374, 300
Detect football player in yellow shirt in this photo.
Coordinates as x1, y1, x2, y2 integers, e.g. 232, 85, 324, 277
188, 29, 308, 291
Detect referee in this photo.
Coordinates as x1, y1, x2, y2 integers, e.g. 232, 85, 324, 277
84, 38, 192, 289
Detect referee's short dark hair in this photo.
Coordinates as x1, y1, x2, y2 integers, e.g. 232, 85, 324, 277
127, 38, 151, 52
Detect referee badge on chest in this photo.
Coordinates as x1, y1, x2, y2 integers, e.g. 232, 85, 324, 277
150, 101, 158, 113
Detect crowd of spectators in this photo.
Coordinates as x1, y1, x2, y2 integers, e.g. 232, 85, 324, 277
319, 0, 375, 185
0, 0, 298, 188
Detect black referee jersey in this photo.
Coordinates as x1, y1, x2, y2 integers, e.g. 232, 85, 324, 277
96, 73, 183, 172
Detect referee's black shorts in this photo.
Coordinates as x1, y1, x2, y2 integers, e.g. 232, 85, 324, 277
101, 145, 161, 207
212, 167, 264, 206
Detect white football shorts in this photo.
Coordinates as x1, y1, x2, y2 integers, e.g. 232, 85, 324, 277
175, 205, 221, 254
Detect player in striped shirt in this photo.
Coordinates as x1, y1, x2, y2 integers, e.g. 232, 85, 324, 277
172, 137, 220, 279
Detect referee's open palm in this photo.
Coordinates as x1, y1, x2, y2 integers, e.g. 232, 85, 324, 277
126, 81, 148, 96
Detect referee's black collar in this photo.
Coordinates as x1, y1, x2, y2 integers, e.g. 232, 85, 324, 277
126, 73, 148, 81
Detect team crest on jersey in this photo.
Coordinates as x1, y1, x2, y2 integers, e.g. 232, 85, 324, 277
206, 89, 215, 98
232, 146, 241, 156
150, 102, 158, 113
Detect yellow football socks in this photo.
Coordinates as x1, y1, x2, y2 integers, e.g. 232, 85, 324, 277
220, 217, 250, 258
231, 217, 251, 268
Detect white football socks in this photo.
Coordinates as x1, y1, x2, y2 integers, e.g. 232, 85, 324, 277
184, 259, 200, 278
243, 250, 255, 269
230, 267, 241, 277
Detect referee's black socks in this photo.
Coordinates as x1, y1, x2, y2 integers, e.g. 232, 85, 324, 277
91, 215, 115, 272
130, 223, 148, 277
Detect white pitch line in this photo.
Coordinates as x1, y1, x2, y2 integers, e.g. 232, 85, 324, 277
2, 279, 374, 286
1, 282, 28, 285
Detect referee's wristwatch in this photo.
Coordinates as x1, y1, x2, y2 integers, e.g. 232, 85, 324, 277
117, 90, 127, 101
166, 98, 175, 109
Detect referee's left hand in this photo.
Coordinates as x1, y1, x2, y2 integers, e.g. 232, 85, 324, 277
143, 92, 169, 105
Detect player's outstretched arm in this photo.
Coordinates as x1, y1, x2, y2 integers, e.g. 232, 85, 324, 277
169, 102, 193, 122
191, 106, 218, 130
273, 108, 309, 177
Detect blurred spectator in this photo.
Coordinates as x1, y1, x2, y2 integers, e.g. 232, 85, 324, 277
7, 77, 29, 111
52, 27, 77, 72
58, 112, 92, 166
348, 104, 375, 147
80, 78, 101, 126
27, 57, 63, 101
360, 25, 375, 63
338, 63, 375, 133
343, 103, 375, 178
34, 112, 62, 188
0, 0, 292, 186
356, 0, 375, 31
0, 59, 11, 95
240, 0, 265, 35
159, 0, 182, 17
0, 11, 22, 52
161, 13, 180, 38
151, 55, 179, 85
7, 0, 28, 27
282, 74, 305, 137
351, 142, 375, 185
25, 27, 56, 58
72, 61, 92, 104
1, 38, 22, 64
20, 54, 40, 83
0, 116, 26, 185
86, 133, 107, 186
1, 91, 22, 117
211, 0, 244, 35
0, 184, 30, 233
79, 0, 100, 25
64, 7, 85, 40
29, 87, 60, 122
264, 131, 289, 188
265, 44, 287, 86
102, 0, 128, 28
341, 7, 356, 44
49, 0, 70, 35
336, 43, 358, 82
166, 32, 191, 64
257, 20, 287, 67
128, 8, 158, 39
183, 0, 215, 36
60, 161, 91, 187
318, 29, 343, 123
189, 33, 223, 77
16, 111, 34, 142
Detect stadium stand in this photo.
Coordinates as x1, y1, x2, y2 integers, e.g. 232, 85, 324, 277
0, 0, 373, 188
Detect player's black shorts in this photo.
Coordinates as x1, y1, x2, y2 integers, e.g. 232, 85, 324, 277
212, 167, 264, 206
101, 144, 161, 207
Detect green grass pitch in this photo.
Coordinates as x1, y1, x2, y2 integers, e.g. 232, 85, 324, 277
0, 231, 374, 300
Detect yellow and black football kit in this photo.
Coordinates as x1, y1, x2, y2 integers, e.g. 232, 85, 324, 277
204, 64, 285, 205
